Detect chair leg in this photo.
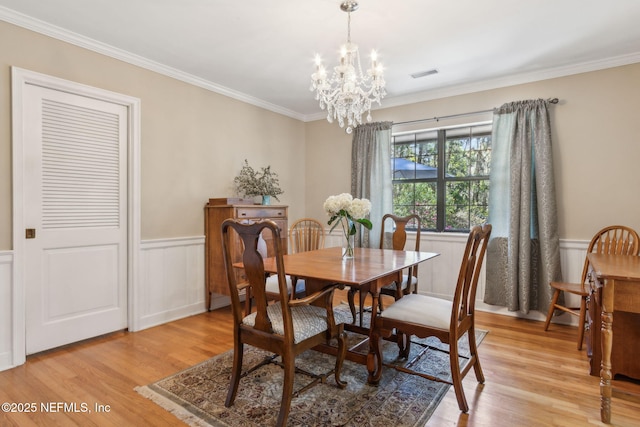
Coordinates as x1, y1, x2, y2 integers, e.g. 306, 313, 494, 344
543, 289, 561, 331
410, 279, 418, 295
397, 331, 410, 359
225, 341, 244, 407
577, 295, 587, 350
276, 353, 296, 427
395, 282, 403, 301
348, 286, 370, 326
359, 289, 367, 326
449, 343, 469, 413
468, 326, 485, 384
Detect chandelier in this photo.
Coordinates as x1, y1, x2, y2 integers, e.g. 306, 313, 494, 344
310, 1, 386, 134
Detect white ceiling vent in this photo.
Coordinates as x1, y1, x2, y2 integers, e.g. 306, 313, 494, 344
410, 69, 439, 79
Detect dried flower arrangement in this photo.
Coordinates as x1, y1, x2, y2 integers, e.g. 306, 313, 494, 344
233, 159, 284, 203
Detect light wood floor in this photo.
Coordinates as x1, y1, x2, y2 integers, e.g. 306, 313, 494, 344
2, 290, 639, 427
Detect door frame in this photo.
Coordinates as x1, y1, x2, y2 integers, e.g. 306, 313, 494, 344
11, 67, 141, 366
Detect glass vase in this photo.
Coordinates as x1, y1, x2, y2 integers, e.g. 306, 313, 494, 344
342, 234, 355, 259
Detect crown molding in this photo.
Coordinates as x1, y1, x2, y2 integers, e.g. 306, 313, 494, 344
303, 52, 640, 122
0, 7, 306, 121
3, 6, 639, 124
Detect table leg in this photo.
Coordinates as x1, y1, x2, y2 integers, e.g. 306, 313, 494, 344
601, 285, 614, 424
367, 272, 402, 384
367, 282, 382, 384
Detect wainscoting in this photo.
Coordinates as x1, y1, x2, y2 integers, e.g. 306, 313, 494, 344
326, 230, 588, 324
0, 232, 588, 372
0, 251, 13, 369
137, 236, 207, 330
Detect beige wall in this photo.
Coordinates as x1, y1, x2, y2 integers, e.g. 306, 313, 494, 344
2, 20, 640, 249
305, 64, 640, 240
0, 21, 305, 249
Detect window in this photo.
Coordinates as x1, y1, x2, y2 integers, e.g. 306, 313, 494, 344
391, 123, 491, 232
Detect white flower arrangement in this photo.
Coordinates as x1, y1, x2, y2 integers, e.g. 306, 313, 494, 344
324, 193, 373, 257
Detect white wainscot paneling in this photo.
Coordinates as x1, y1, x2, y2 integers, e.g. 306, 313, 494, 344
0, 251, 13, 370
421, 233, 588, 325
327, 229, 589, 326
137, 236, 206, 331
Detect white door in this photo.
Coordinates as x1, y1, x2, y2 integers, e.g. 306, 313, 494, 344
22, 83, 128, 354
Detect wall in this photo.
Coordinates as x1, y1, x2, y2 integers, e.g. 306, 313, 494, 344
0, 20, 306, 249
0, 20, 306, 370
2, 16, 639, 370
305, 64, 640, 241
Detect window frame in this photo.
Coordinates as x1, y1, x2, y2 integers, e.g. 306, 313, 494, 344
391, 121, 492, 232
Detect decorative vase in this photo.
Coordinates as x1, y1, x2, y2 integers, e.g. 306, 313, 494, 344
261, 195, 271, 205
342, 233, 355, 259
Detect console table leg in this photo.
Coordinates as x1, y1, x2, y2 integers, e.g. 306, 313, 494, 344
600, 307, 613, 423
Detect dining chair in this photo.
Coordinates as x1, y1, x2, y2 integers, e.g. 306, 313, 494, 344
347, 213, 421, 326
543, 225, 640, 350
264, 217, 326, 301
221, 218, 347, 427
241, 228, 302, 315
369, 224, 491, 413
289, 217, 326, 254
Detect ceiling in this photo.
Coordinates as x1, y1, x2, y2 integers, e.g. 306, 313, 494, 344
2, 0, 640, 121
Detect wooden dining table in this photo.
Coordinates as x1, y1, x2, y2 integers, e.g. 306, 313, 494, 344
259, 246, 440, 383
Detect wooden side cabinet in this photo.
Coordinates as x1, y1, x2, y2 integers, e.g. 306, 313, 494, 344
204, 199, 288, 310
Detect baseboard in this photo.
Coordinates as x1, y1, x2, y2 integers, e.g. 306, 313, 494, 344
136, 303, 207, 331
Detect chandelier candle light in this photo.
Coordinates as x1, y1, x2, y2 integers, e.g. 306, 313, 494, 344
324, 193, 372, 259
310, 1, 386, 134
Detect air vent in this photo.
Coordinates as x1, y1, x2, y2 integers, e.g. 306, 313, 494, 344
410, 69, 439, 79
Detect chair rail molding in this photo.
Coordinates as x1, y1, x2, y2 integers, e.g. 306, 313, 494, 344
0, 232, 590, 372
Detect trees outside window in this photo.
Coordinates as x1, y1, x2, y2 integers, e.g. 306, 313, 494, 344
392, 123, 491, 232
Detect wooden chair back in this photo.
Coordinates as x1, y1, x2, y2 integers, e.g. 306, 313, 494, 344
380, 213, 421, 251
451, 224, 492, 335
380, 213, 421, 279
289, 218, 325, 254
581, 225, 640, 283
222, 219, 291, 333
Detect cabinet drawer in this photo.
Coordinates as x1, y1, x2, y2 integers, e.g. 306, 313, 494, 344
236, 207, 287, 219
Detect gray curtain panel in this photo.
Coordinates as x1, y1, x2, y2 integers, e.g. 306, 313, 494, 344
484, 99, 562, 313
351, 121, 393, 248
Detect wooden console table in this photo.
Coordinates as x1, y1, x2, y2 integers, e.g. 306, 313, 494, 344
587, 253, 640, 424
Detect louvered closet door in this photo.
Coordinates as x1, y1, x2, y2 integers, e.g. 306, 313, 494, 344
24, 84, 128, 354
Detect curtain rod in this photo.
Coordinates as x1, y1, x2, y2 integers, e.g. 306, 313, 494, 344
393, 97, 559, 126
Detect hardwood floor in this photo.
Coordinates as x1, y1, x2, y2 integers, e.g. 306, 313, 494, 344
1, 290, 639, 426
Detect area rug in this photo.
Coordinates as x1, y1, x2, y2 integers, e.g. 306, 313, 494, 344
136, 313, 487, 427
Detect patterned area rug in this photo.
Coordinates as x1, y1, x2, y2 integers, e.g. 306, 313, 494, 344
137, 312, 486, 427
